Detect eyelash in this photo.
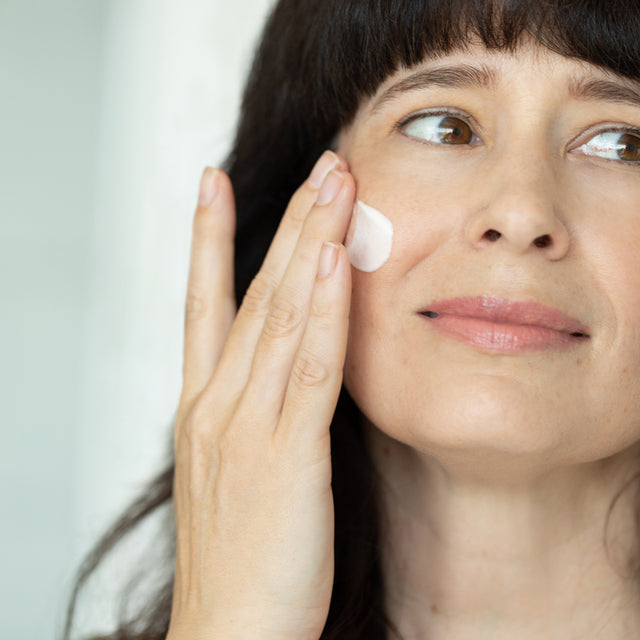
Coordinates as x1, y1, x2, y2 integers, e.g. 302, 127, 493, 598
396, 109, 640, 165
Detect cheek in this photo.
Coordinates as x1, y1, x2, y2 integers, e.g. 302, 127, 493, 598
348, 158, 462, 271
343, 272, 401, 402
344, 266, 433, 444
569, 166, 640, 345
579, 228, 640, 439
341, 149, 476, 431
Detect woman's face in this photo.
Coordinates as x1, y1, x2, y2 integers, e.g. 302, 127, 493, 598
337, 41, 640, 475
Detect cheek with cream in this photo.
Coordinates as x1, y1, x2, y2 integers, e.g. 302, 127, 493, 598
345, 200, 394, 272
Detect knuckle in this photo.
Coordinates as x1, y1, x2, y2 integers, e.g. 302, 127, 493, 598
174, 402, 226, 484
291, 348, 331, 389
192, 203, 215, 228
191, 205, 225, 246
217, 424, 241, 459
285, 185, 313, 223
310, 297, 336, 324
263, 293, 304, 338
184, 289, 209, 323
296, 244, 319, 271
176, 402, 213, 450
241, 272, 277, 318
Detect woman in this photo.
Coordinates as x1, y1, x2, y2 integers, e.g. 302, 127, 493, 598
63, 1, 640, 638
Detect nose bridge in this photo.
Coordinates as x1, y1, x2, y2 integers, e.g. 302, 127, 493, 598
466, 138, 570, 259
496, 150, 554, 229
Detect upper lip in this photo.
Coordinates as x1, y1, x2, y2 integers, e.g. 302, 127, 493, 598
421, 295, 590, 336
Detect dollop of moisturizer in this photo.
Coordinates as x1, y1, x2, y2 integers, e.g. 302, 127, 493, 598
345, 200, 394, 272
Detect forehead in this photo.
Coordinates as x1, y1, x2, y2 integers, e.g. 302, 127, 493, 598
365, 41, 640, 112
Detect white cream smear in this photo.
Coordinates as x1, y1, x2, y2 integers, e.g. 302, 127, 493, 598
345, 200, 394, 272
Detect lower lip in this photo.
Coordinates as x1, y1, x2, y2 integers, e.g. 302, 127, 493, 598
421, 314, 587, 352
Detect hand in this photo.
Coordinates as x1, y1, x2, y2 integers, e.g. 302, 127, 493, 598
166, 151, 354, 640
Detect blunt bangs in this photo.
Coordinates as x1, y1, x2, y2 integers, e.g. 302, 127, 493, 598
314, 0, 640, 129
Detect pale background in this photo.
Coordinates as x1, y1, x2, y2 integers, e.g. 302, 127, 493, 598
1, 1, 275, 637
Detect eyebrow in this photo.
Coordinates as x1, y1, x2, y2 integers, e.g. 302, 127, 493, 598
569, 77, 640, 110
371, 64, 497, 113
370, 63, 640, 113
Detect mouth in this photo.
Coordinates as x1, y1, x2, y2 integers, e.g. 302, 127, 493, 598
419, 295, 590, 352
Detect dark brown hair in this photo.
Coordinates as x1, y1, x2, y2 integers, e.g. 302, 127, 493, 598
62, 1, 640, 639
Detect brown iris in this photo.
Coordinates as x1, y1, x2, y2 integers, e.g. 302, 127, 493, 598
437, 116, 473, 145
618, 133, 640, 162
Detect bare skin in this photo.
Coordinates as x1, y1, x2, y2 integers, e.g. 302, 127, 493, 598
167, 41, 640, 640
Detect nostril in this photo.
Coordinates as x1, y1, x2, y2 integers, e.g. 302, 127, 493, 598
483, 229, 501, 242
533, 234, 552, 249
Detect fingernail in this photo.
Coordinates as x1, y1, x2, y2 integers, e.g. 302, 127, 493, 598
198, 167, 219, 206
308, 151, 339, 189
317, 170, 344, 206
317, 242, 339, 279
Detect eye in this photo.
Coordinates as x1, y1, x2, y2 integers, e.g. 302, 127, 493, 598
578, 130, 640, 163
401, 113, 477, 145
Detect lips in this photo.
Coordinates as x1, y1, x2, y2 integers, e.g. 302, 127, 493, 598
419, 295, 590, 351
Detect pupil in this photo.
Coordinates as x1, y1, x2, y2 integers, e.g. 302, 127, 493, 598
439, 116, 471, 144
618, 133, 640, 161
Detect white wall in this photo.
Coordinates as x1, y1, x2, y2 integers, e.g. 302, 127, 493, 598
0, 1, 274, 638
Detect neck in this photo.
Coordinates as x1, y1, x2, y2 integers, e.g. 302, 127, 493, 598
366, 425, 640, 640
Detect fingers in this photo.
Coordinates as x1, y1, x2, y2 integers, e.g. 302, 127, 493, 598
182, 151, 347, 409
211, 151, 348, 397
182, 168, 236, 399
234, 168, 355, 424
278, 242, 351, 450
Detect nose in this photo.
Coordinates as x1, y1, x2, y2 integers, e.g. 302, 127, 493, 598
465, 164, 570, 261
